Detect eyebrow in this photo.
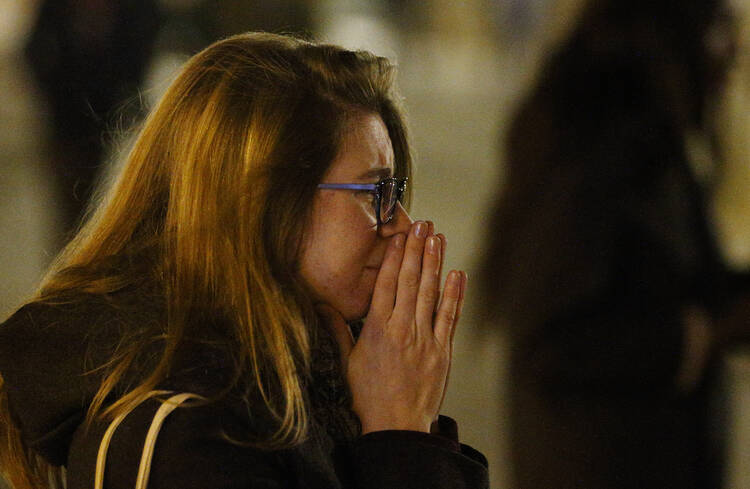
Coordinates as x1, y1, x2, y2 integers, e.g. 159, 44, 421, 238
358, 167, 393, 181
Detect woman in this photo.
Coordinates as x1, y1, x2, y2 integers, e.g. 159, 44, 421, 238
480, 0, 747, 488
0, 33, 488, 489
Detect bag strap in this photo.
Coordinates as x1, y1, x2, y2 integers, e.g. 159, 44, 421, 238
95, 391, 202, 489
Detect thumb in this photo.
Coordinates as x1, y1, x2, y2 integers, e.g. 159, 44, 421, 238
316, 304, 354, 369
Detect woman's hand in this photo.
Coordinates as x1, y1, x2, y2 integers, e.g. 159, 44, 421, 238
320, 221, 467, 434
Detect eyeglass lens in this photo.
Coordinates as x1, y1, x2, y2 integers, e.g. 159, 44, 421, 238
379, 180, 398, 224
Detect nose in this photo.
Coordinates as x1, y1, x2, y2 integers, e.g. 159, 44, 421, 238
379, 202, 413, 237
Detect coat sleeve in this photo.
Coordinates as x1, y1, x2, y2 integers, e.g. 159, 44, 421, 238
344, 416, 489, 489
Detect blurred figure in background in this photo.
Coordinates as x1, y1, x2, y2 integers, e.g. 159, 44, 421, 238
24, 0, 314, 237
25, 0, 162, 234
481, 0, 750, 487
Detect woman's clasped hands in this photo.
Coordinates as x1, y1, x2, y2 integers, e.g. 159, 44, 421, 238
320, 221, 467, 434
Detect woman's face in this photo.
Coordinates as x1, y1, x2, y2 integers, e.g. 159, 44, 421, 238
300, 112, 413, 321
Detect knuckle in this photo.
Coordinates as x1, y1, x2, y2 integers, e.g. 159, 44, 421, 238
424, 350, 447, 373
435, 349, 449, 367
401, 273, 420, 290
438, 308, 457, 326
380, 275, 398, 291
418, 286, 437, 304
423, 251, 439, 268
444, 286, 461, 300
387, 320, 414, 345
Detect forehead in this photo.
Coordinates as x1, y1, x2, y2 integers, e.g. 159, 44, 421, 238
325, 113, 394, 180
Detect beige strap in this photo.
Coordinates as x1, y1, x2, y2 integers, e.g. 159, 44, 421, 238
134, 393, 200, 489
95, 391, 202, 489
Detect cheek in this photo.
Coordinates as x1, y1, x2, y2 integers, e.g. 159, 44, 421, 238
299, 217, 381, 316
303, 232, 377, 293
319, 263, 379, 320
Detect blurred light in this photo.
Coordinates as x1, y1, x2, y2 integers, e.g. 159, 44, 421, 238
142, 51, 188, 108
313, 1, 399, 59
0, 0, 38, 55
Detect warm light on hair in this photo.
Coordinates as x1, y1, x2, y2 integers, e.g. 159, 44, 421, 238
0, 32, 411, 488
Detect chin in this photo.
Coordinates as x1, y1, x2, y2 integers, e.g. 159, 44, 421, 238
337, 295, 371, 323
340, 305, 368, 323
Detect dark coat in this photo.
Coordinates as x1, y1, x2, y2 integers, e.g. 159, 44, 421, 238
483, 12, 749, 489
0, 293, 488, 489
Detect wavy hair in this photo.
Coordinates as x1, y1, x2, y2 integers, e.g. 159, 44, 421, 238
0, 32, 411, 488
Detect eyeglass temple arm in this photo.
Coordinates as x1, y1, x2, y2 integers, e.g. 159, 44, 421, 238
317, 183, 377, 190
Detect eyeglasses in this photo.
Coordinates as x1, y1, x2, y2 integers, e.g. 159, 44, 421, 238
317, 177, 408, 226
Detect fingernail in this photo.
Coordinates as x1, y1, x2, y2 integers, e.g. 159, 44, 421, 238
449, 270, 461, 285
393, 234, 405, 249
427, 236, 439, 254
414, 221, 427, 238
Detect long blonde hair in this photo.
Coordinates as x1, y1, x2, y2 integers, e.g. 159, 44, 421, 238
0, 32, 411, 488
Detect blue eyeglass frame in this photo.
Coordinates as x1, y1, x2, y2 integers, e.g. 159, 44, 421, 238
317, 177, 408, 226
